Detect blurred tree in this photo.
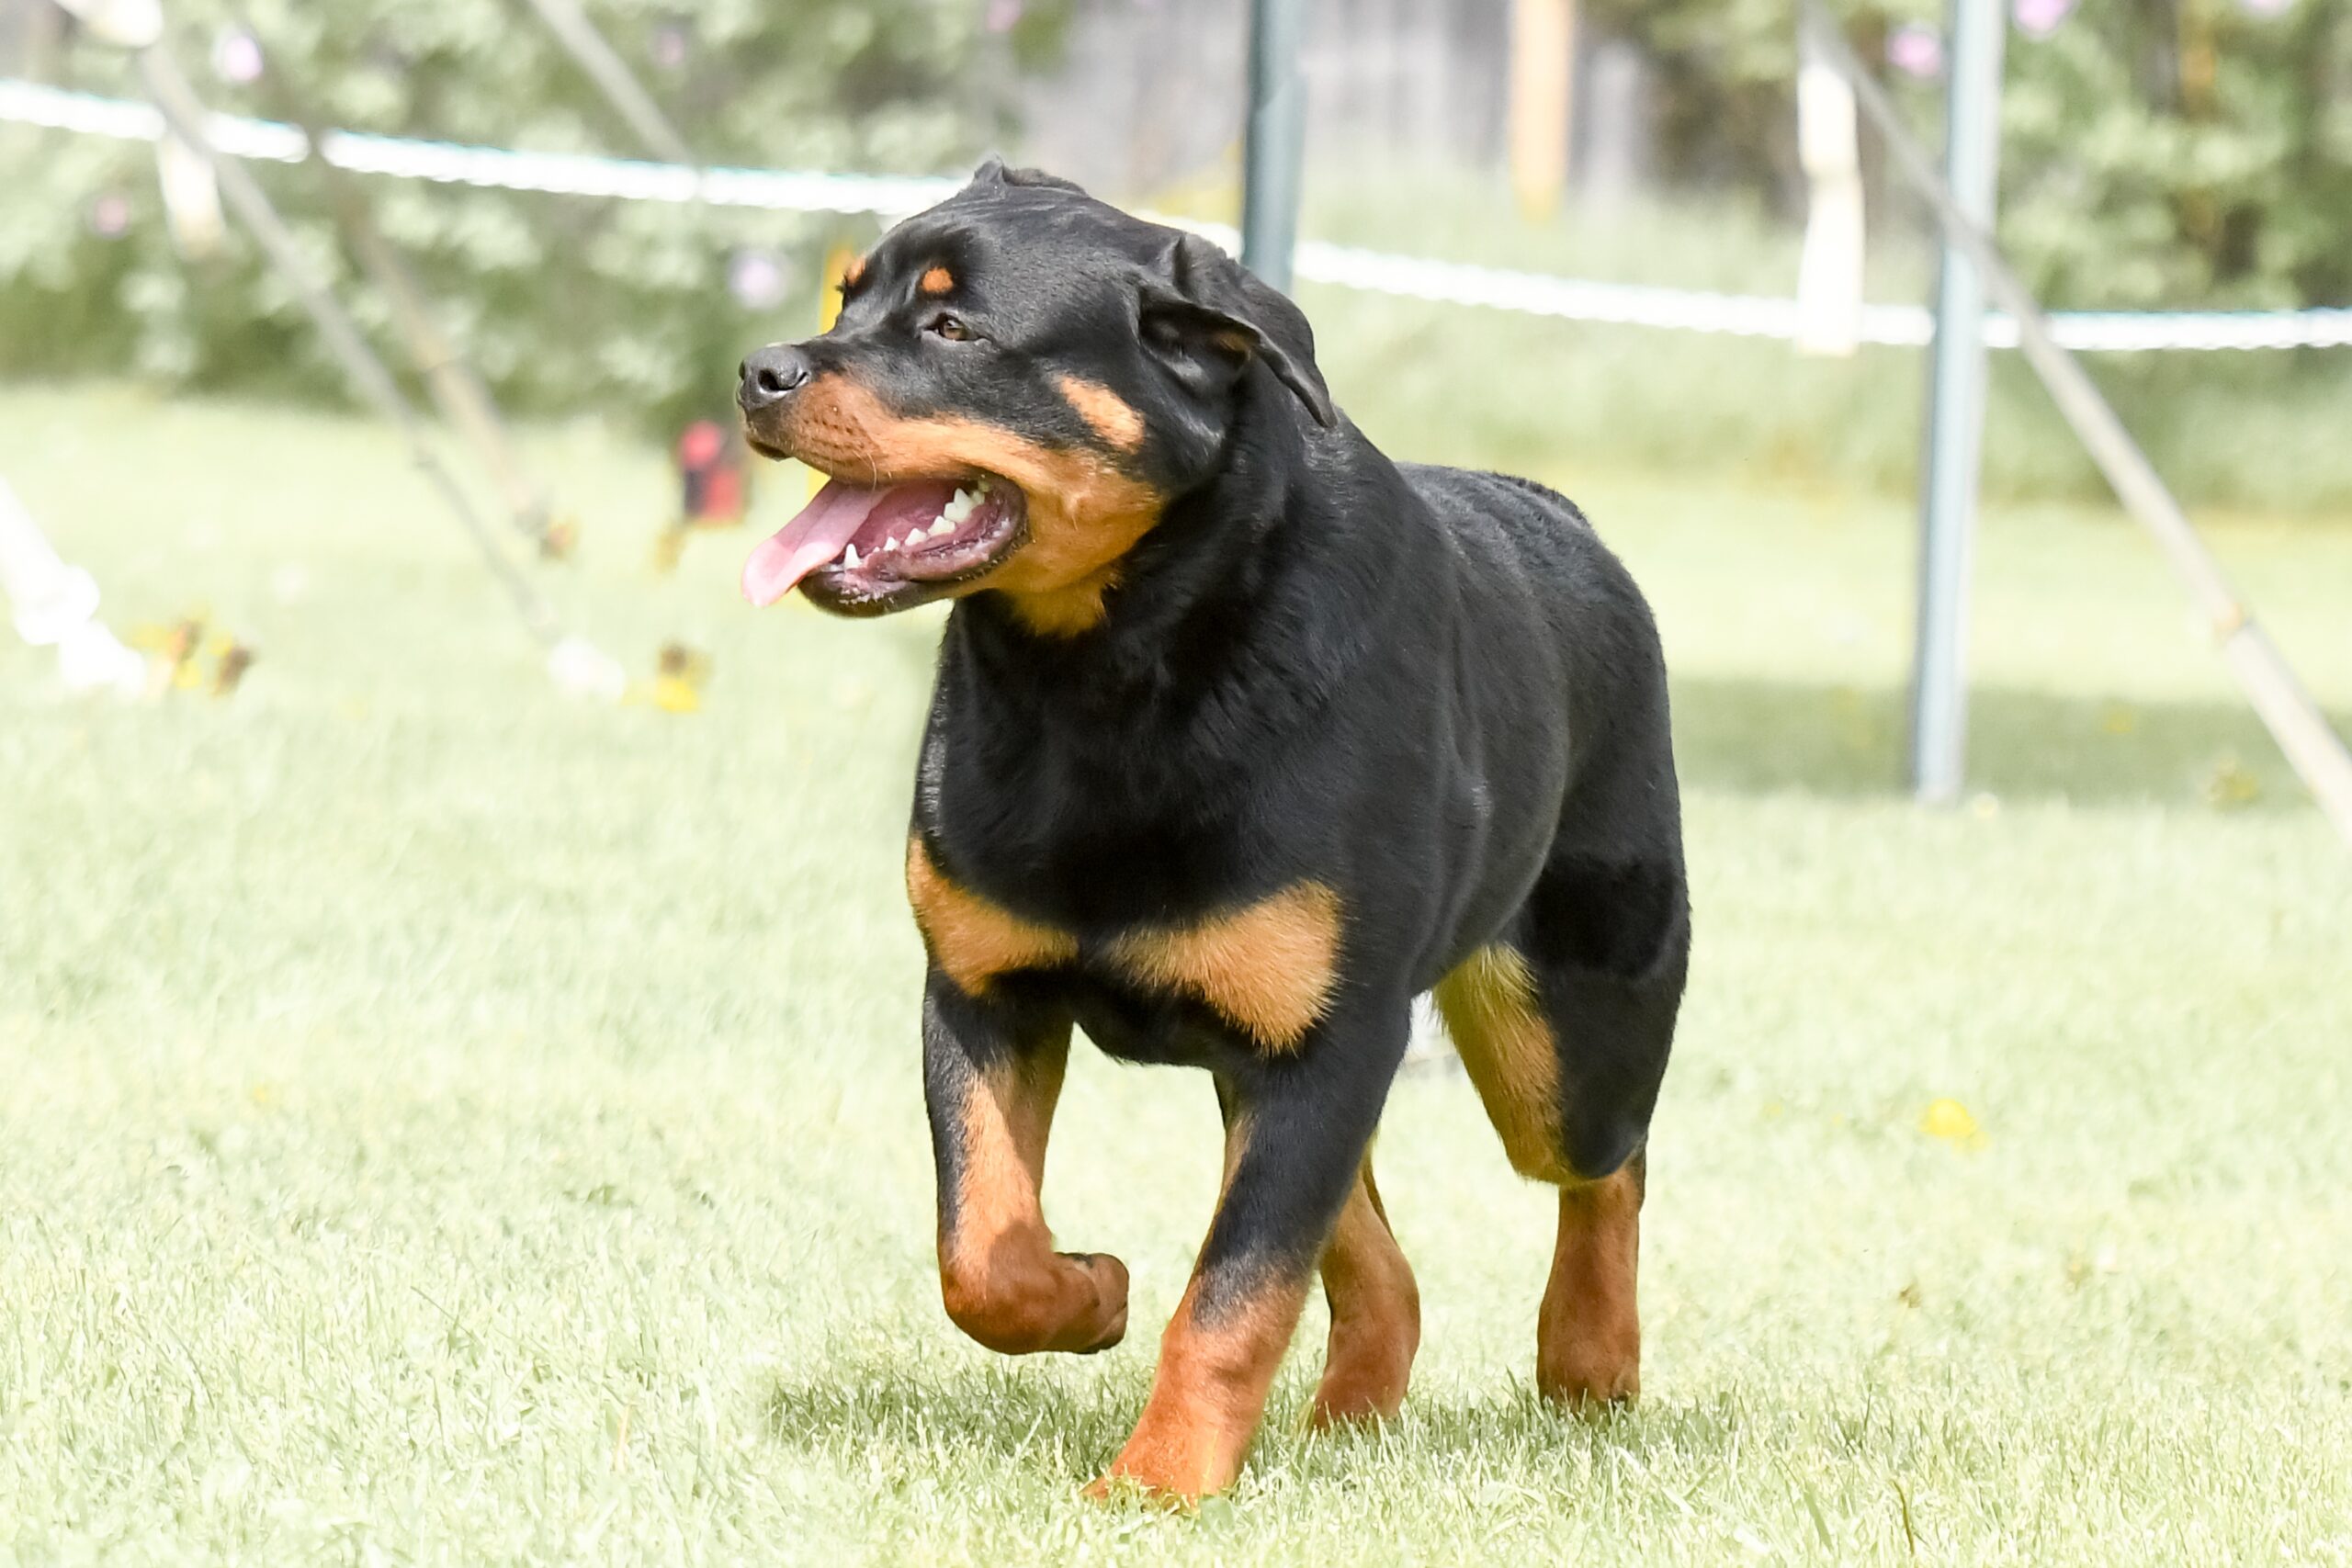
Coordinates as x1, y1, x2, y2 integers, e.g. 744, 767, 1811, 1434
1583, 0, 2352, 310
0, 0, 1072, 426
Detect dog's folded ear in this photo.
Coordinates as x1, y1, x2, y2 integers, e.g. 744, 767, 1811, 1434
967, 156, 1088, 195
1136, 233, 1337, 429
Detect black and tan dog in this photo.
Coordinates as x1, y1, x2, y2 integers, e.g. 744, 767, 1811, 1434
737, 162, 1688, 1501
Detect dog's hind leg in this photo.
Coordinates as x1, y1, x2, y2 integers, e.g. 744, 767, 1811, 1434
1307, 1154, 1419, 1427
1433, 848, 1685, 1408
924, 973, 1129, 1356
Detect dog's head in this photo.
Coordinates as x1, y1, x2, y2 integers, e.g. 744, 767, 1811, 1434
736, 161, 1334, 635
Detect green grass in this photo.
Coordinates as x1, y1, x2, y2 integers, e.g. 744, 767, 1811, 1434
2, 381, 2349, 1564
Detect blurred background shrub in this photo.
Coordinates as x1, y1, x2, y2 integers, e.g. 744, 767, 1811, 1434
0, 0, 1071, 429
3, 0, 2348, 507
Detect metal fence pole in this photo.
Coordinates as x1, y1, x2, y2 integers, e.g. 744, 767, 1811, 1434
1909, 0, 2007, 805
1240, 0, 1308, 291
1804, 0, 2352, 848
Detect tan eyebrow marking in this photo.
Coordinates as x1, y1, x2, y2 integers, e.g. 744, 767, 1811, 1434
842, 254, 868, 288
1055, 375, 1147, 452
920, 265, 956, 296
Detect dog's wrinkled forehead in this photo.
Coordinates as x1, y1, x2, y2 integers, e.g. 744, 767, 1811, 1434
855, 182, 1168, 337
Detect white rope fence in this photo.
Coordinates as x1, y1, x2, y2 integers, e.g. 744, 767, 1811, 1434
9, 75, 2352, 355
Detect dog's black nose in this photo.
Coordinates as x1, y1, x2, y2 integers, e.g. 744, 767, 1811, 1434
738, 344, 814, 412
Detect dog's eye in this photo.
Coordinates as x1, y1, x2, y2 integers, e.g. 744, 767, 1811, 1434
926, 313, 974, 343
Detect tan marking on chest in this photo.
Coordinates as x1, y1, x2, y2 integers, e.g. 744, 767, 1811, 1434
1109, 883, 1343, 1052
906, 839, 1077, 994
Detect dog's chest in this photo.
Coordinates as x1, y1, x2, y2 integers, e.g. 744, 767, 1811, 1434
905, 830, 1341, 1054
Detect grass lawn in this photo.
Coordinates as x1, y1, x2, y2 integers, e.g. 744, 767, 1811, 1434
2, 381, 2348, 1564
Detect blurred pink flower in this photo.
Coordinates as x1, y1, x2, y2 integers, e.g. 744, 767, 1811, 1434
212, 26, 264, 85
987, 0, 1024, 31
2014, 0, 2075, 36
89, 193, 130, 239
1886, 23, 1945, 78
728, 249, 788, 311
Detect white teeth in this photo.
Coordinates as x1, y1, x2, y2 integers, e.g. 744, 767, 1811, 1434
882, 533, 901, 552
943, 490, 975, 524
842, 542, 860, 568
928, 517, 956, 539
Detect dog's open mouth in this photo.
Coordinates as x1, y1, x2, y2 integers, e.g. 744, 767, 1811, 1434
741, 474, 1027, 612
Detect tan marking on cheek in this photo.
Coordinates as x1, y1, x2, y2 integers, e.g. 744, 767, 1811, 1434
1003, 581, 1119, 637
778, 376, 1165, 637
906, 838, 1077, 995
1108, 883, 1342, 1052
919, 265, 956, 296
1433, 944, 1573, 1183
1538, 1155, 1643, 1406
1055, 374, 1147, 452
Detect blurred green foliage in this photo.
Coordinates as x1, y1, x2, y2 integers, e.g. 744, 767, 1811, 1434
1593, 0, 2352, 310
0, 0, 1068, 428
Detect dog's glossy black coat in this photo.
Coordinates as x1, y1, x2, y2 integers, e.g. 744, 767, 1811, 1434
757, 164, 1685, 1325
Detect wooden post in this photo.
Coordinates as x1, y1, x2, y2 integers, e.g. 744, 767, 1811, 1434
801, 243, 855, 506
1510, 0, 1575, 221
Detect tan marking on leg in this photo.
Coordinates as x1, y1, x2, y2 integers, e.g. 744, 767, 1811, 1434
1537, 1154, 1643, 1407
919, 265, 956, 296
1087, 1274, 1306, 1502
1433, 944, 1574, 1183
938, 1049, 1127, 1355
1308, 1158, 1419, 1427
1108, 883, 1343, 1052
1084, 1100, 1302, 1503
1055, 374, 1147, 451
754, 374, 1165, 636
906, 838, 1077, 995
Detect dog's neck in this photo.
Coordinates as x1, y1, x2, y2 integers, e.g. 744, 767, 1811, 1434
933, 397, 1430, 831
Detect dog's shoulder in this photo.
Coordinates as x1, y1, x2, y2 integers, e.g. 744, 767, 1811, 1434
1395, 463, 1620, 597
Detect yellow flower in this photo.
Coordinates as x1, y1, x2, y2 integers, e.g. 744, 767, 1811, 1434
1920, 1098, 1985, 1148
623, 642, 711, 714
2204, 756, 2261, 808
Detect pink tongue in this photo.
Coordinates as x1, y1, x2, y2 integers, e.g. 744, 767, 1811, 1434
741, 479, 888, 607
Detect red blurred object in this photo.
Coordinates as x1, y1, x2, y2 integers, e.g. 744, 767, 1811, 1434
675, 420, 747, 526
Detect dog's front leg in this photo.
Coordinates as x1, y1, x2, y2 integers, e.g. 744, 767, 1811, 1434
923, 972, 1128, 1355
1088, 997, 1411, 1502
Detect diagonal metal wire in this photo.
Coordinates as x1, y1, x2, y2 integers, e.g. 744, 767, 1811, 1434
1798, 1, 2352, 847
132, 43, 564, 649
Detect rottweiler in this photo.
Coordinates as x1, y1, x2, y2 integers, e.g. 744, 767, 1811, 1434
737, 161, 1688, 1501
